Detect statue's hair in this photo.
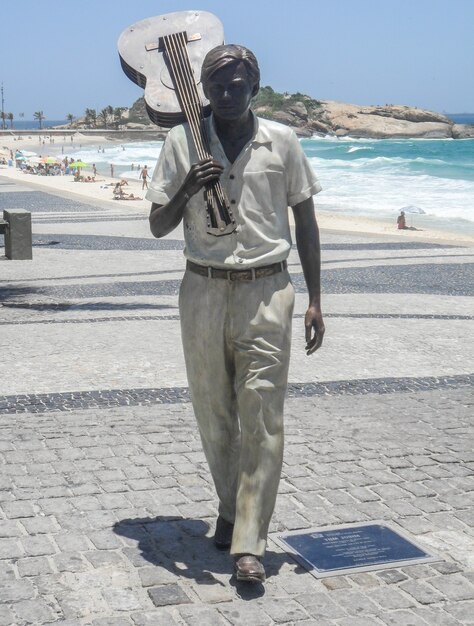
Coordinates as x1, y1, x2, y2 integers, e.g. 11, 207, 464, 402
201, 44, 260, 91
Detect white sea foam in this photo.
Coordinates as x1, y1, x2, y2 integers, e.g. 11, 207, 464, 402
304, 136, 474, 228
312, 159, 474, 223
67, 141, 163, 171
347, 146, 374, 153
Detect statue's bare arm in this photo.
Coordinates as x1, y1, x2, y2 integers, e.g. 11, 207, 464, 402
291, 196, 325, 355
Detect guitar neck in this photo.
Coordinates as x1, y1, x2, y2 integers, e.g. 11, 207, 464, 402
163, 31, 236, 236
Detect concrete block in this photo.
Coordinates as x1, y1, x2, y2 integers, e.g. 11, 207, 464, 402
3, 209, 32, 260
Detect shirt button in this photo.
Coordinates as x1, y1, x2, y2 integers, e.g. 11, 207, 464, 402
231, 199, 236, 204
238, 258, 244, 263
230, 174, 235, 179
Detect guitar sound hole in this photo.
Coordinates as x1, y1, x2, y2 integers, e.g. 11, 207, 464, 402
160, 64, 201, 90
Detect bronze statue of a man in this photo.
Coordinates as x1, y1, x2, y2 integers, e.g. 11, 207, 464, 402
148, 44, 325, 583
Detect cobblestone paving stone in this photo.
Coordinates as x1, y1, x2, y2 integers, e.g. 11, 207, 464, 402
1, 179, 473, 624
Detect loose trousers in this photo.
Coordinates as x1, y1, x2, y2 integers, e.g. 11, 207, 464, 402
179, 268, 295, 557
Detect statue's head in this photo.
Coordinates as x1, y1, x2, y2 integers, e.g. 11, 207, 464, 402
201, 44, 260, 97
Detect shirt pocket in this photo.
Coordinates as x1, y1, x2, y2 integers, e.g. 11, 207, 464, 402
241, 167, 287, 219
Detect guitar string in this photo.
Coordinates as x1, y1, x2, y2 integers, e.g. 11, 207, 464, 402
171, 33, 228, 220
172, 31, 230, 218
164, 32, 232, 226
176, 33, 229, 211
171, 33, 221, 226
165, 33, 220, 224
164, 34, 207, 160
165, 33, 221, 224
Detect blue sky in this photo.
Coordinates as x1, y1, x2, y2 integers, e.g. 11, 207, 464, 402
1, 0, 473, 119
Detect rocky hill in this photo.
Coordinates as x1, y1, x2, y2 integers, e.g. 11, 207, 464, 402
123, 89, 474, 139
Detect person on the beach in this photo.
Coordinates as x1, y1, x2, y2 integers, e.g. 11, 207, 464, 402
397, 210, 407, 229
140, 165, 150, 189
147, 44, 324, 583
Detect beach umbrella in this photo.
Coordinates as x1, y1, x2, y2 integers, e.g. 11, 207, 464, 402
70, 160, 89, 169
41, 156, 60, 164
401, 205, 426, 214
15, 155, 28, 161
400, 205, 426, 229
27, 156, 42, 164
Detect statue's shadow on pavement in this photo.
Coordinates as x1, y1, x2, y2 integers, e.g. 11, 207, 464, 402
114, 516, 305, 599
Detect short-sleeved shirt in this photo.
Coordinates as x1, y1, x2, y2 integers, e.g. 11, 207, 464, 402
146, 112, 321, 269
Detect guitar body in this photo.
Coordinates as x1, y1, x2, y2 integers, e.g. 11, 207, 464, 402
117, 11, 225, 127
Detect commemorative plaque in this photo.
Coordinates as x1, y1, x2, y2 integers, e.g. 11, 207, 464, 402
273, 522, 441, 578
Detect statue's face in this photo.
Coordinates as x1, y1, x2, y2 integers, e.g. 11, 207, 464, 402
205, 61, 257, 122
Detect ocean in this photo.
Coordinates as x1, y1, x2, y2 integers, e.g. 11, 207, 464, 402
446, 113, 474, 125
68, 134, 474, 235
2, 120, 68, 130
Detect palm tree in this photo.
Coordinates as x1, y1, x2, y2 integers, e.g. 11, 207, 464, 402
7, 112, 13, 129
98, 108, 108, 128
98, 105, 114, 129
0, 112, 6, 130
84, 108, 97, 128
113, 107, 126, 129
19, 112, 24, 119
33, 111, 45, 129
66, 113, 75, 127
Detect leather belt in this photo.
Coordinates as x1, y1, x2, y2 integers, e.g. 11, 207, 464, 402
186, 260, 287, 281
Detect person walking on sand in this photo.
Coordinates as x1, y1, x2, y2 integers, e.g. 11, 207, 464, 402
147, 44, 324, 584
140, 164, 150, 189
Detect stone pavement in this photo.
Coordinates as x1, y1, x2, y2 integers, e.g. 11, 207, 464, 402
1, 174, 473, 625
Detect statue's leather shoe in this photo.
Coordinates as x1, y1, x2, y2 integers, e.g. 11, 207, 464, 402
234, 555, 266, 583
213, 516, 234, 550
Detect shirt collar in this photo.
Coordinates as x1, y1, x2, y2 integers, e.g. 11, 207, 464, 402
251, 113, 273, 148
208, 112, 273, 151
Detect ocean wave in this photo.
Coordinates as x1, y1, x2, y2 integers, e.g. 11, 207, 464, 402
309, 155, 410, 170
347, 146, 375, 153
62, 137, 473, 226
313, 166, 474, 223
68, 142, 163, 167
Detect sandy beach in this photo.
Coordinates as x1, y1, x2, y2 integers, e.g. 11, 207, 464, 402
1, 132, 150, 210
0, 132, 112, 153
1, 132, 473, 245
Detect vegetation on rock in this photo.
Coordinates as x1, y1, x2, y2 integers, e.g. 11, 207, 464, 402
58, 87, 472, 139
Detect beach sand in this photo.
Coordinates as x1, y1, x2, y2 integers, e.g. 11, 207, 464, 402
1, 134, 473, 246
0, 162, 149, 210
0, 132, 111, 152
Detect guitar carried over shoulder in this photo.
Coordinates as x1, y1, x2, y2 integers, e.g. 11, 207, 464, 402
118, 11, 236, 236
